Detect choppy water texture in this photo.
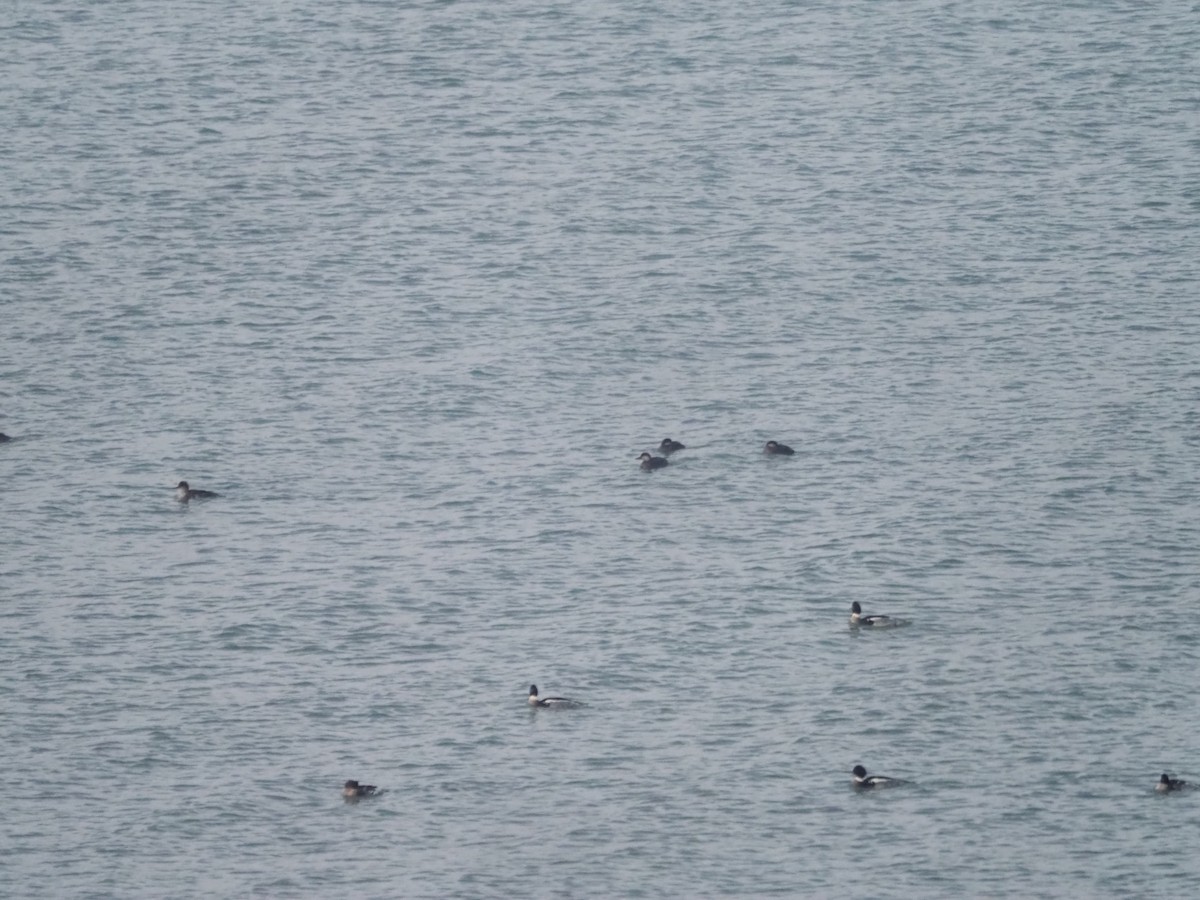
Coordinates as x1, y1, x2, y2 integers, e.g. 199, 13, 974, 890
3, 1, 1200, 897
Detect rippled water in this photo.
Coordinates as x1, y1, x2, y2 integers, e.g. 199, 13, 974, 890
4, 1, 1200, 897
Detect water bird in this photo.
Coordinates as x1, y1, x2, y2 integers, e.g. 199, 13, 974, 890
175, 481, 220, 502
852, 765, 897, 790
528, 684, 579, 707
763, 440, 794, 456
849, 601, 896, 627
658, 438, 685, 455
0, 433, 10, 443
343, 779, 381, 799
638, 452, 669, 471
1157, 773, 1188, 793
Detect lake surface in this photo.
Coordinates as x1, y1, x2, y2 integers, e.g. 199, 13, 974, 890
3, 1, 1200, 897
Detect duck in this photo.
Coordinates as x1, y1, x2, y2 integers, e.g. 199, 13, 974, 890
763, 440, 794, 456
852, 765, 896, 789
658, 438, 686, 455
343, 779, 381, 798
849, 601, 895, 627
1157, 773, 1188, 793
638, 452, 669, 471
175, 480, 219, 502
528, 684, 579, 707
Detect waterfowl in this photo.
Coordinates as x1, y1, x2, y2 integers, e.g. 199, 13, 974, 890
849, 601, 895, 627
528, 684, 579, 707
1157, 773, 1188, 793
176, 481, 219, 502
343, 779, 380, 798
638, 452, 668, 471
852, 765, 896, 789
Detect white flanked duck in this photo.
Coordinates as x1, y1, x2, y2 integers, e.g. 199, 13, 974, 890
849, 601, 904, 627
528, 684, 580, 707
852, 765, 899, 790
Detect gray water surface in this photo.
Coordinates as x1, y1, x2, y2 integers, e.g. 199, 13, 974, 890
3, 1, 1200, 897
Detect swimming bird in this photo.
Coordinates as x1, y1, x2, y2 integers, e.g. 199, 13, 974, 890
1157, 773, 1188, 793
528, 684, 579, 707
0, 433, 10, 443
175, 481, 219, 502
638, 452, 669, 471
849, 601, 895, 627
343, 779, 381, 798
763, 440, 794, 456
852, 765, 896, 789
658, 438, 685, 455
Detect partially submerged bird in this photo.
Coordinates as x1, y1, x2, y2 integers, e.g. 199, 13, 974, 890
1157, 773, 1188, 793
528, 684, 580, 707
852, 765, 897, 790
638, 451, 668, 471
658, 438, 685, 455
175, 481, 219, 502
343, 779, 381, 799
763, 440, 794, 456
849, 601, 897, 627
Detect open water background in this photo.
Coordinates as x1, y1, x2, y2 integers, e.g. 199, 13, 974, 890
3, 0, 1200, 897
